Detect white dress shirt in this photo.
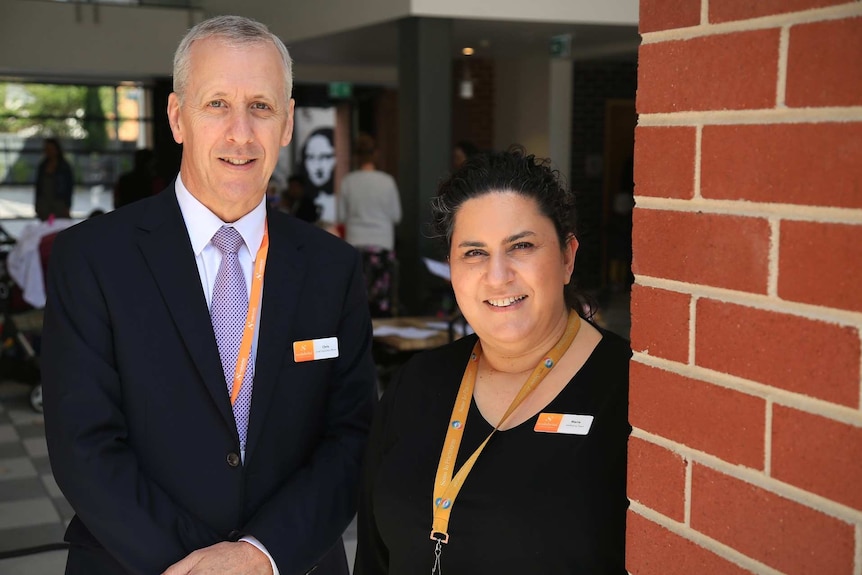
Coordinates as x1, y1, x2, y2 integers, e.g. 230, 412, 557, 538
174, 175, 279, 575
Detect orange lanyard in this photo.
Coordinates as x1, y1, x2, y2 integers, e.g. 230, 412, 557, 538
229, 221, 269, 406
430, 310, 581, 551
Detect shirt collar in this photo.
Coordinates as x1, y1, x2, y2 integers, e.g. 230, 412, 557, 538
175, 173, 267, 257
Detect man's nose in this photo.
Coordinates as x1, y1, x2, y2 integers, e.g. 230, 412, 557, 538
226, 110, 254, 143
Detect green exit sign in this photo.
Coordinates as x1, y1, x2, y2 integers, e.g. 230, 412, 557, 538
328, 82, 353, 99
549, 34, 572, 59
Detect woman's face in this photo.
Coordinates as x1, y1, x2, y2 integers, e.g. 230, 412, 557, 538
304, 133, 335, 188
449, 191, 576, 353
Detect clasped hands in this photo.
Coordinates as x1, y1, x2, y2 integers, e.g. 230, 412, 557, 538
162, 541, 273, 575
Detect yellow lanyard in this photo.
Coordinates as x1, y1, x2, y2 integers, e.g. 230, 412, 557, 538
229, 221, 269, 406
430, 310, 581, 547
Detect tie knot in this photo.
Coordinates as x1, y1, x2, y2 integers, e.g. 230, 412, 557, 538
211, 226, 244, 255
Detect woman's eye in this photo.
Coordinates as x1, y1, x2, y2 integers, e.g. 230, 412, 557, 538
464, 249, 486, 258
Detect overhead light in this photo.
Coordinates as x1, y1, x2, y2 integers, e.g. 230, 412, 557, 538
462, 47, 474, 56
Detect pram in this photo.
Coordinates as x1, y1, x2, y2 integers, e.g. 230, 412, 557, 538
0, 222, 47, 412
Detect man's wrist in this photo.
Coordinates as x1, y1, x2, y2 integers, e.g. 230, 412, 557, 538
240, 536, 278, 575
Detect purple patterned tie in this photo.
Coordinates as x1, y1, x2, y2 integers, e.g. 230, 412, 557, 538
210, 226, 253, 452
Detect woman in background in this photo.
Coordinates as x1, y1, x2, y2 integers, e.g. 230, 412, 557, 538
34, 137, 74, 221
339, 133, 401, 317
355, 147, 630, 574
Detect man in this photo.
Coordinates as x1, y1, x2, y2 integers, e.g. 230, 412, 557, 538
42, 15, 375, 575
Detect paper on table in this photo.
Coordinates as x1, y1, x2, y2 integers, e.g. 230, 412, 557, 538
423, 257, 451, 281
373, 325, 441, 339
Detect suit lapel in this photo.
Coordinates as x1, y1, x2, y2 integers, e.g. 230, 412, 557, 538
136, 190, 236, 432
245, 210, 307, 460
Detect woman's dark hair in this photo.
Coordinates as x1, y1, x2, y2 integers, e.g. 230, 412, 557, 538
44, 137, 63, 156
432, 146, 590, 314
353, 132, 377, 167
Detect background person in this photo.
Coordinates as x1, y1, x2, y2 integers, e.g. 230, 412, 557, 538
338, 133, 401, 317
43, 15, 375, 575
114, 148, 163, 208
355, 148, 630, 574
34, 137, 74, 221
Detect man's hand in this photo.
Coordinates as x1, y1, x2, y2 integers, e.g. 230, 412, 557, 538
162, 541, 274, 575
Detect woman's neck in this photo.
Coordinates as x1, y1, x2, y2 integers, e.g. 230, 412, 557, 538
359, 162, 375, 171
479, 310, 572, 374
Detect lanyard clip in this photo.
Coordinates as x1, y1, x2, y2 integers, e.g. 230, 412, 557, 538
430, 530, 449, 544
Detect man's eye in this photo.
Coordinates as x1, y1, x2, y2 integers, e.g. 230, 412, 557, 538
252, 102, 271, 110
511, 242, 533, 250
208, 100, 224, 108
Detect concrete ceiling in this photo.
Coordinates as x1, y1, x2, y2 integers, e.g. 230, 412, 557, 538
286, 17, 640, 67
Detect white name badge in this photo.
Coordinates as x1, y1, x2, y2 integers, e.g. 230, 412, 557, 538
534, 413, 594, 435
293, 337, 339, 362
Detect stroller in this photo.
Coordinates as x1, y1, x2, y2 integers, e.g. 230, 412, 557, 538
0, 222, 48, 413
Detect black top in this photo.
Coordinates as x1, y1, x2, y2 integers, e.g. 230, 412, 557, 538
355, 326, 631, 575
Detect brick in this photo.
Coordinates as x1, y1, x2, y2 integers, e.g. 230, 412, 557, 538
787, 17, 862, 107
779, 221, 862, 313
691, 465, 855, 575
628, 437, 687, 521
701, 123, 862, 208
630, 362, 765, 468
634, 126, 696, 199
696, 299, 860, 406
632, 209, 770, 293
626, 511, 754, 575
630, 285, 690, 362
710, 0, 850, 23
638, 30, 779, 113
640, 0, 701, 33
772, 406, 862, 511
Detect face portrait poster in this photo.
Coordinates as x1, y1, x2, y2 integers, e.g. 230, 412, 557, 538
294, 107, 336, 223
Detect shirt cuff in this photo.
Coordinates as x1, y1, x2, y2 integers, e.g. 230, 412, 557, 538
240, 536, 280, 575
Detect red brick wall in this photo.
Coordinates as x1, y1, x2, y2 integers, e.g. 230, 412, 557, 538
630, 2, 862, 574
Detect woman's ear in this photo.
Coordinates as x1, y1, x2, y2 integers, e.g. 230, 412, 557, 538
563, 234, 578, 285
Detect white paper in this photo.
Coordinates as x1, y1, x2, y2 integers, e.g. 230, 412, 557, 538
423, 258, 451, 281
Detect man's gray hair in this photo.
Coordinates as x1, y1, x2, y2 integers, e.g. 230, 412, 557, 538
173, 15, 293, 103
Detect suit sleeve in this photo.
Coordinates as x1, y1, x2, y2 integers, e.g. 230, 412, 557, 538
243, 247, 377, 574
42, 233, 221, 574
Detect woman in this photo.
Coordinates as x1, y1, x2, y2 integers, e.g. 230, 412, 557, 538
355, 148, 630, 574
34, 137, 74, 221
339, 133, 401, 316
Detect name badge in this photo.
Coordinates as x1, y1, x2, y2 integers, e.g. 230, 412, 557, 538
534, 412, 594, 435
293, 337, 339, 362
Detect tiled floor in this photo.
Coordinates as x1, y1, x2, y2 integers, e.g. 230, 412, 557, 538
0, 291, 630, 574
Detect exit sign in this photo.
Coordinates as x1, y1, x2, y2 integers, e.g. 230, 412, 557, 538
328, 82, 353, 99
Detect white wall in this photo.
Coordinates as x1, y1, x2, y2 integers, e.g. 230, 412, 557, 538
411, 0, 638, 24
202, 0, 410, 43
494, 55, 551, 158
0, 1, 200, 79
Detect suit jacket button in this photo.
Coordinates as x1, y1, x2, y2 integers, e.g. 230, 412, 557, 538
226, 452, 241, 468
227, 529, 242, 541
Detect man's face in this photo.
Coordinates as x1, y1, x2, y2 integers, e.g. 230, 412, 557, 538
168, 37, 294, 222
304, 134, 335, 188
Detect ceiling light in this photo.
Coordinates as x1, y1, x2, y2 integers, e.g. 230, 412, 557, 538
462, 47, 474, 56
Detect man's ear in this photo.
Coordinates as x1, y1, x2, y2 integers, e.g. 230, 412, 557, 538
167, 93, 183, 145
281, 99, 295, 147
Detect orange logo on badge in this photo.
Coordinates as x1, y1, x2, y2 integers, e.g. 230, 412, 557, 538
534, 412, 563, 433
293, 340, 314, 362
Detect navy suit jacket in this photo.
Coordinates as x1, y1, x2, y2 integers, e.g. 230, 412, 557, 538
42, 186, 376, 574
